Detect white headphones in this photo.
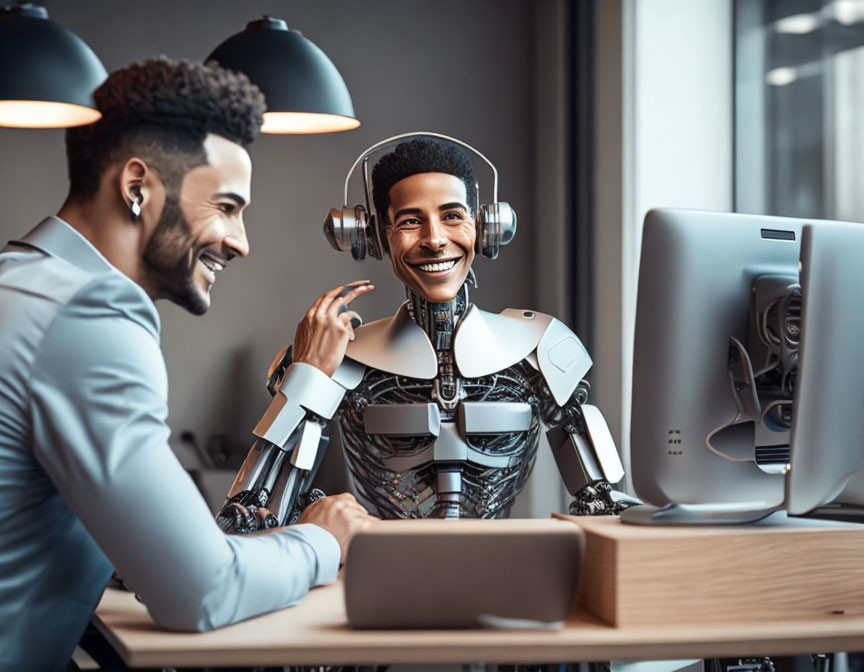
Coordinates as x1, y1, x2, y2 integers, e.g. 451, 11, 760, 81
323, 132, 517, 261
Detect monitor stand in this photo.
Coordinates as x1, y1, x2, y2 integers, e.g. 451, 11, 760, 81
794, 503, 864, 525
620, 503, 782, 525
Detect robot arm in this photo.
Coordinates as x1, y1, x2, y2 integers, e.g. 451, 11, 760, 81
216, 349, 364, 533
545, 392, 640, 515
531, 318, 640, 515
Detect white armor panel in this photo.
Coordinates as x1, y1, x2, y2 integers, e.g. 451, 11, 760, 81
581, 404, 625, 484
253, 362, 351, 447
345, 304, 437, 378
331, 357, 366, 390
453, 307, 553, 378
345, 303, 593, 407
535, 318, 593, 406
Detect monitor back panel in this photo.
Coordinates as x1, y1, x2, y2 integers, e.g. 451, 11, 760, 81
631, 209, 803, 507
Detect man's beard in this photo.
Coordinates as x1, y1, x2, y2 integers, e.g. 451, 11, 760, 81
141, 195, 209, 315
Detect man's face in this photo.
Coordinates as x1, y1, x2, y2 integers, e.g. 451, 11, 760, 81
385, 172, 476, 303
142, 133, 252, 315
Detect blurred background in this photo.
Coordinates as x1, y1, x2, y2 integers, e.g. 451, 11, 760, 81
0, 0, 858, 516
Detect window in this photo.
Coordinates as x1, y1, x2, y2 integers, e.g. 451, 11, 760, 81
736, 0, 864, 221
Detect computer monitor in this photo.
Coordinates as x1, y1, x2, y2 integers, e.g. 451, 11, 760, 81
623, 209, 864, 524
786, 220, 864, 516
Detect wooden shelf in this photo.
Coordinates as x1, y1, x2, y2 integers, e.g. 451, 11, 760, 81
570, 514, 864, 627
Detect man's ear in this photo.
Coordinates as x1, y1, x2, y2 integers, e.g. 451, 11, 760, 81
118, 158, 149, 220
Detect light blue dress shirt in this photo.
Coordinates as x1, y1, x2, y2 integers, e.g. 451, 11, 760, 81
0, 217, 341, 671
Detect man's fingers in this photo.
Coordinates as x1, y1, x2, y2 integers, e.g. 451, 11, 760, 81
306, 281, 369, 317
337, 311, 356, 340
340, 279, 374, 292
333, 284, 375, 315
323, 280, 372, 309
306, 293, 328, 318
317, 284, 371, 330
327, 282, 373, 317
346, 500, 367, 514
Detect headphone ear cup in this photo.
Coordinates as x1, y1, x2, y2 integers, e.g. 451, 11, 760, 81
323, 207, 352, 252
476, 203, 517, 260
496, 202, 517, 247
350, 206, 368, 261
322, 205, 369, 260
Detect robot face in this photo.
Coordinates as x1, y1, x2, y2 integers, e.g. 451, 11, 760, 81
384, 172, 476, 303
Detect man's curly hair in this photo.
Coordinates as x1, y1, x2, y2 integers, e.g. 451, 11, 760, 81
65, 58, 266, 199
371, 139, 477, 227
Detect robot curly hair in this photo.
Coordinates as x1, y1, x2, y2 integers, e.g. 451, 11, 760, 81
65, 57, 266, 200
371, 139, 478, 227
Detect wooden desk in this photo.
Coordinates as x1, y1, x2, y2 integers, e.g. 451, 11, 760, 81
93, 581, 864, 668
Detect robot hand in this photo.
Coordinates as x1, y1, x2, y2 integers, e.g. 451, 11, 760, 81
548, 394, 642, 516
216, 491, 278, 534
569, 481, 642, 516
216, 487, 328, 534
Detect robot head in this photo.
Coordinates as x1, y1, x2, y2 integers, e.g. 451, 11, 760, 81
372, 140, 478, 302
323, 132, 517, 274
370, 138, 478, 230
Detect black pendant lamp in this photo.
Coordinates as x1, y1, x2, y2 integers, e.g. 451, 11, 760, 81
208, 17, 359, 134
0, 3, 107, 128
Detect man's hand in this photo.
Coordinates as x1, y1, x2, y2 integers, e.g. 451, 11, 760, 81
296, 492, 377, 564
293, 281, 375, 377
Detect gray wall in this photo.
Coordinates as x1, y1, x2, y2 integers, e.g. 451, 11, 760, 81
0, 1, 566, 503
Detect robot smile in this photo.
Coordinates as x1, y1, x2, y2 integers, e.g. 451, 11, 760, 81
411, 256, 462, 274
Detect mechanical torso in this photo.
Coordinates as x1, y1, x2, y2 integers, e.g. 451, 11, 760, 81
336, 285, 590, 520
340, 361, 544, 519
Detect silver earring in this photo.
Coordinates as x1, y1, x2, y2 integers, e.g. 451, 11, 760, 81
130, 196, 141, 219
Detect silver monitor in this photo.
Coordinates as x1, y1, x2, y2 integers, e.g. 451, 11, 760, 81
786, 221, 864, 516
623, 209, 864, 524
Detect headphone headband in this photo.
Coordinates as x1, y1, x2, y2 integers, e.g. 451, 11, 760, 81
343, 131, 499, 206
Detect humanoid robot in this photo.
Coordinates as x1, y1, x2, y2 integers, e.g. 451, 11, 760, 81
217, 133, 638, 532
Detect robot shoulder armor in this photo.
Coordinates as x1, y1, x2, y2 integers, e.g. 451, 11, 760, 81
453, 307, 592, 404
534, 316, 593, 406
344, 304, 437, 379
452, 307, 549, 377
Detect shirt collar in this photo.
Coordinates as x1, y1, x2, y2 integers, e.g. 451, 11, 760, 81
13, 216, 115, 275
10, 216, 162, 338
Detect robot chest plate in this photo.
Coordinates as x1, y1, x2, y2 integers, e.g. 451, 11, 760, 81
338, 365, 543, 518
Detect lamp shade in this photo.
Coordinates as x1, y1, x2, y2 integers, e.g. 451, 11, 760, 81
0, 4, 107, 128
207, 17, 359, 134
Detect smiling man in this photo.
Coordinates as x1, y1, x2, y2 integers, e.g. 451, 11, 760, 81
224, 137, 635, 527
0, 58, 374, 671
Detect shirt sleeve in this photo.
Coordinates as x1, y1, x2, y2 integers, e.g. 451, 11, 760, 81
27, 274, 340, 631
